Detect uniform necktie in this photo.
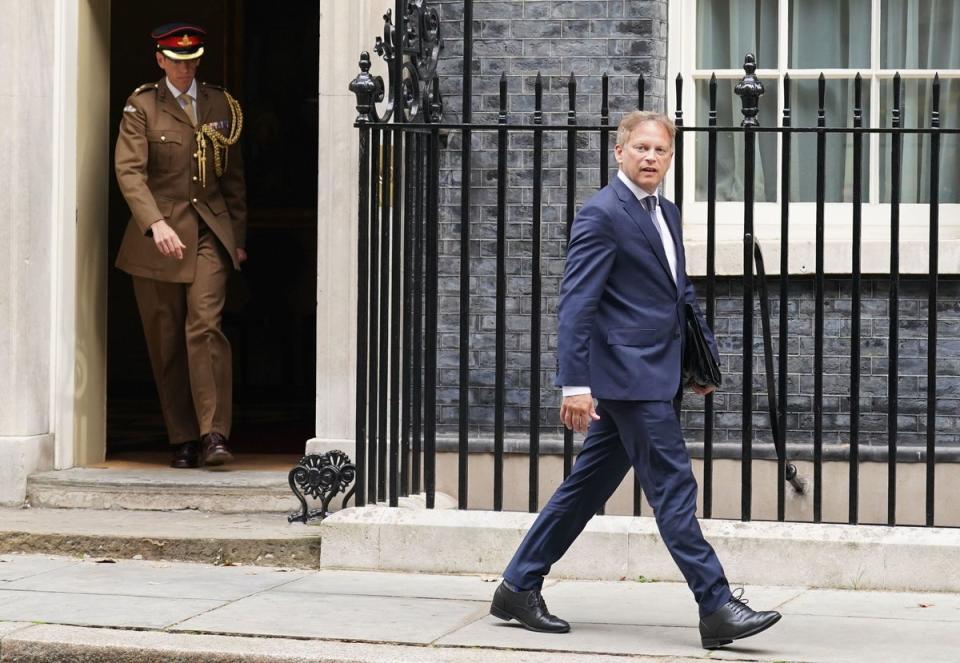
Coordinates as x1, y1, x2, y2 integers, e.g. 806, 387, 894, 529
180, 93, 197, 126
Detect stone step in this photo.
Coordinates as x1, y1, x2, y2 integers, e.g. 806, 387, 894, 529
27, 468, 303, 513
0, 506, 321, 568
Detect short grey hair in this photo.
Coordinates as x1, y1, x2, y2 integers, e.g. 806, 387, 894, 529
616, 111, 676, 148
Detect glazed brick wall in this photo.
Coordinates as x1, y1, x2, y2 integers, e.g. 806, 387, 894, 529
418, 1, 958, 452
431, 0, 668, 435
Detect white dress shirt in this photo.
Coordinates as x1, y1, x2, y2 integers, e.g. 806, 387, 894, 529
561, 170, 678, 399
166, 78, 198, 118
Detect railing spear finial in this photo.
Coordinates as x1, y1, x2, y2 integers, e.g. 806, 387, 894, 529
349, 51, 381, 125
735, 53, 765, 127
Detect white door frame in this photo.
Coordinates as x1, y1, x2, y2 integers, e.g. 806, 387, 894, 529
52, 0, 111, 469
51, 0, 80, 469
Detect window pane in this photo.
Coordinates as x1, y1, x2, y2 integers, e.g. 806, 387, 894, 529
695, 78, 778, 202
882, 0, 960, 69
789, 0, 871, 69
697, 0, 778, 69
790, 78, 871, 203
880, 78, 960, 204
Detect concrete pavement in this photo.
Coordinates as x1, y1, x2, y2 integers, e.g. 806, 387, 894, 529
1, 553, 958, 662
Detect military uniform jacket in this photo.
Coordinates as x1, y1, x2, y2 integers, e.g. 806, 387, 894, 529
115, 77, 247, 283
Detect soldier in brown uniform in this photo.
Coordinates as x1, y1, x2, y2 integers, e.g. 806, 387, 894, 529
115, 23, 246, 468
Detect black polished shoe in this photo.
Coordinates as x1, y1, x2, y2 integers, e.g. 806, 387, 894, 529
170, 441, 200, 469
699, 589, 781, 649
201, 432, 234, 467
490, 581, 570, 634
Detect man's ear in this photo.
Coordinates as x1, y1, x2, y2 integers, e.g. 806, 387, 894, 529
155, 52, 165, 68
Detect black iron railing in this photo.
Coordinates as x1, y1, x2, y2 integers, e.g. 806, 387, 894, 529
349, 1, 958, 527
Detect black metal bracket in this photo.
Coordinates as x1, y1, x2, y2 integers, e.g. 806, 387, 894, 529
287, 451, 357, 523
351, 0, 444, 124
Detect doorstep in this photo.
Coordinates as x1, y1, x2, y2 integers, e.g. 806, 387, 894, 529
26, 467, 299, 513
0, 507, 320, 567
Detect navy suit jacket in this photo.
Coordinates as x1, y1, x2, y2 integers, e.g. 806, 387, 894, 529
555, 175, 719, 402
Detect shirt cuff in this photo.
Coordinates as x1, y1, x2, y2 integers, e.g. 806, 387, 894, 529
562, 386, 591, 398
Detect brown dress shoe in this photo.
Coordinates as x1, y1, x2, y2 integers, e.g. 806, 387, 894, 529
170, 441, 200, 468
201, 432, 234, 467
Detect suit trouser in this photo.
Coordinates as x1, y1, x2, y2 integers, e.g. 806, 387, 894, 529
132, 227, 233, 445
502, 398, 732, 618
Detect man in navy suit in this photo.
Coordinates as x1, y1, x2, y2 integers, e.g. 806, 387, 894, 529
489, 111, 781, 649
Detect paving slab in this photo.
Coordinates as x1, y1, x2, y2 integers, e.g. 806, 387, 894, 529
272, 569, 502, 602
0, 624, 708, 663
0, 553, 78, 582
441, 609, 960, 663
0, 555, 958, 663
172, 590, 488, 644
779, 586, 960, 622
544, 579, 806, 628
439, 618, 707, 658
4, 557, 309, 601
707, 613, 960, 663
0, 589, 223, 629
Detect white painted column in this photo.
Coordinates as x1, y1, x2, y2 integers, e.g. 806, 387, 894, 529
309, 1, 387, 456
0, 0, 62, 503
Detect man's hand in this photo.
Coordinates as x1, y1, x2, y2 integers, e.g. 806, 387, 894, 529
236, 247, 248, 263
560, 394, 600, 433
691, 383, 716, 397
150, 219, 186, 260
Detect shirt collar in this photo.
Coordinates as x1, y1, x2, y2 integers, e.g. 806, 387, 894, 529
617, 170, 659, 203
166, 77, 198, 101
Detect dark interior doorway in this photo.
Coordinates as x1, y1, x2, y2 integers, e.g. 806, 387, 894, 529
107, 1, 319, 457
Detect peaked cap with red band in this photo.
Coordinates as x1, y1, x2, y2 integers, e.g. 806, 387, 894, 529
151, 22, 206, 60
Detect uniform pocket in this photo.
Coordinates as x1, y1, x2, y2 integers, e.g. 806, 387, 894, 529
146, 130, 182, 145
607, 327, 657, 347
146, 131, 183, 171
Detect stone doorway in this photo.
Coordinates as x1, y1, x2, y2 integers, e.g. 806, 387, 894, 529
105, 1, 319, 466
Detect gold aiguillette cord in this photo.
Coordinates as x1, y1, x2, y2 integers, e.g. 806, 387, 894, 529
195, 91, 244, 188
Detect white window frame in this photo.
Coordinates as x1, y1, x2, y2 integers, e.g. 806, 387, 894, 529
667, 0, 960, 275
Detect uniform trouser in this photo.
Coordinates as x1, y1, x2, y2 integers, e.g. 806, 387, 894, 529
502, 398, 732, 618
132, 227, 233, 445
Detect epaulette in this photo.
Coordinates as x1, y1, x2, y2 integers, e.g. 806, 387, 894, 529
201, 82, 225, 91
132, 83, 158, 95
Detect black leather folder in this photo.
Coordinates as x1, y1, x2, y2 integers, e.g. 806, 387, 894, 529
682, 303, 722, 389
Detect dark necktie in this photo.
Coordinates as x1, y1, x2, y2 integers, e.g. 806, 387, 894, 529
642, 193, 676, 283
